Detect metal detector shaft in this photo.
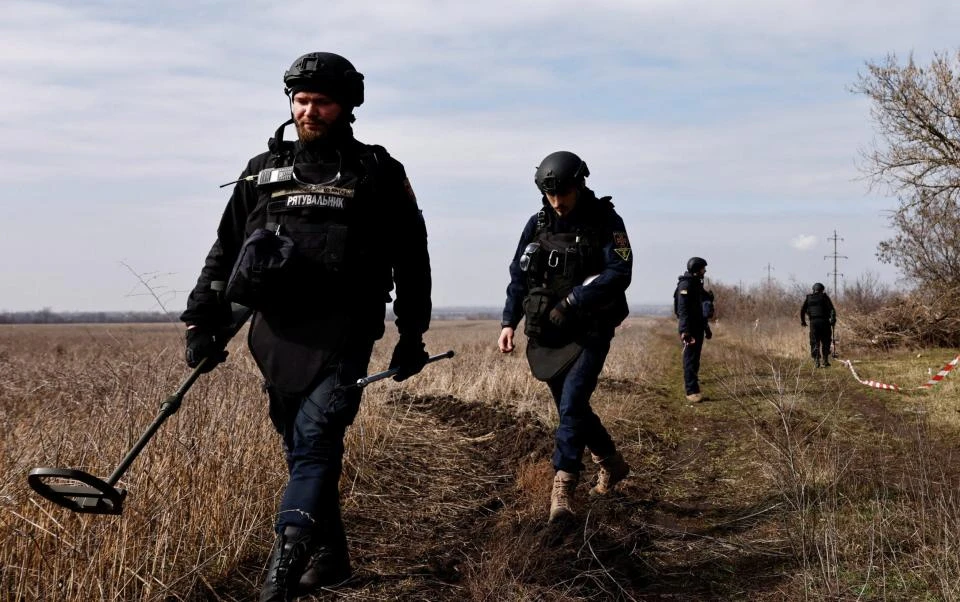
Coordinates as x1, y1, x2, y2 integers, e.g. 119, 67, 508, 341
104, 359, 209, 486
351, 349, 455, 389
106, 304, 254, 485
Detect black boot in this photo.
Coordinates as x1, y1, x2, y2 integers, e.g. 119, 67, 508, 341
260, 526, 315, 602
298, 518, 351, 594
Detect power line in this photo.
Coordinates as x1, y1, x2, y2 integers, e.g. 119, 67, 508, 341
824, 230, 847, 295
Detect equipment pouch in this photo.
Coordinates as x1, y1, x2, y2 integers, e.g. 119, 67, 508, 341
224, 225, 297, 312
522, 287, 557, 340
283, 223, 348, 273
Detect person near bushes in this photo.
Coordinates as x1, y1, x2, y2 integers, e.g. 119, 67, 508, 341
180, 52, 432, 600
497, 150, 633, 523
801, 282, 836, 367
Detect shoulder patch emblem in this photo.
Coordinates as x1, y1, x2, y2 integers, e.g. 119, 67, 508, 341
612, 231, 631, 262
679, 289, 688, 295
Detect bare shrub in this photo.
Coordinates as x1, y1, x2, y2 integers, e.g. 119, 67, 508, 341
707, 280, 807, 324
842, 284, 960, 349
841, 270, 898, 314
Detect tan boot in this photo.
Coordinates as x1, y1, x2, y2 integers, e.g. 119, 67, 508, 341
589, 452, 630, 496
549, 470, 579, 523
685, 392, 703, 402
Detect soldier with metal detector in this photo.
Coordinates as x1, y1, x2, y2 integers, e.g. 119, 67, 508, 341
801, 282, 837, 368
180, 52, 435, 600
498, 151, 633, 523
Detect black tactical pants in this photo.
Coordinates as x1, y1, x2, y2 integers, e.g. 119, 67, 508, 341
809, 319, 831, 362
682, 330, 704, 395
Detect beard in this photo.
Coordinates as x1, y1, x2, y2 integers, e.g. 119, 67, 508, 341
295, 118, 333, 144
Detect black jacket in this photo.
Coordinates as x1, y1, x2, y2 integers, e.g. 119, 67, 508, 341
501, 189, 632, 334
675, 272, 706, 334
801, 292, 836, 323
181, 123, 431, 389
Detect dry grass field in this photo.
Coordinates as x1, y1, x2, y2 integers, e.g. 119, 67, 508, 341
1, 317, 959, 600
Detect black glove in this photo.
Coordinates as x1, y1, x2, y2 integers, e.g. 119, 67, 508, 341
548, 297, 572, 327
389, 336, 429, 382
681, 332, 696, 345
185, 327, 228, 373
704, 325, 713, 340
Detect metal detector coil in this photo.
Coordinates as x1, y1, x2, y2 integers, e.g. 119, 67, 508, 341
27, 468, 127, 515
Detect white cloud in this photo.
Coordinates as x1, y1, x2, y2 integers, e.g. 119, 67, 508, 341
791, 235, 820, 251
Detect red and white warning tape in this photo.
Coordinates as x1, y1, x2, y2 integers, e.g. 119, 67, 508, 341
920, 355, 960, 388
839, 355, 960, 392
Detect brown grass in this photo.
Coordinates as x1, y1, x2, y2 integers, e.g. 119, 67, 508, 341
2, 318, 960, 600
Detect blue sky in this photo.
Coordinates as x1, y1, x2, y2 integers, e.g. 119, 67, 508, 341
2, 0, 957, 312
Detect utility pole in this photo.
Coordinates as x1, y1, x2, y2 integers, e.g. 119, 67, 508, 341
764, 263, 774, 287
824, 230, 847, 296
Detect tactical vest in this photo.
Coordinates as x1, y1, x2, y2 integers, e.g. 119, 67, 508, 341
227, 127, 390, 313
520, 209, 604, 345
804, 293, 829, 319
232, 122, 392, 395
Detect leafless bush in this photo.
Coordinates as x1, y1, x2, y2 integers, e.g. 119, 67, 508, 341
842, 284, 960, 349
841, 270, 898, 314
706, 280, 806, 323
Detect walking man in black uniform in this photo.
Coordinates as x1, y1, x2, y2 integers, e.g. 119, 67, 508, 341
180, 52, 432, 601
675, 257, 710, 402
800, 282, 836, 367
498, 151, 632, 523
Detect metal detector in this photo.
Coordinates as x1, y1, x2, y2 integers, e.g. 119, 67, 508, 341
27, 304, 253, 515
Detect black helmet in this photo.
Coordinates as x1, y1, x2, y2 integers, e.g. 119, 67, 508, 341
812, 282, 825, 293
687, 257, 707, 273
534, 151, 589, 194
283, 52, 364, 108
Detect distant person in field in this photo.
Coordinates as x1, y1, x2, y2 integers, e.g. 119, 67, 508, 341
180, 52, 432, 600
674, 256, 711, 402
800, 282, 836, 368
497, 151, 633, 523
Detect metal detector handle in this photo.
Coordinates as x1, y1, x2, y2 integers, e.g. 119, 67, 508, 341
162, 303, 253, 412
352, 349, 455, 389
